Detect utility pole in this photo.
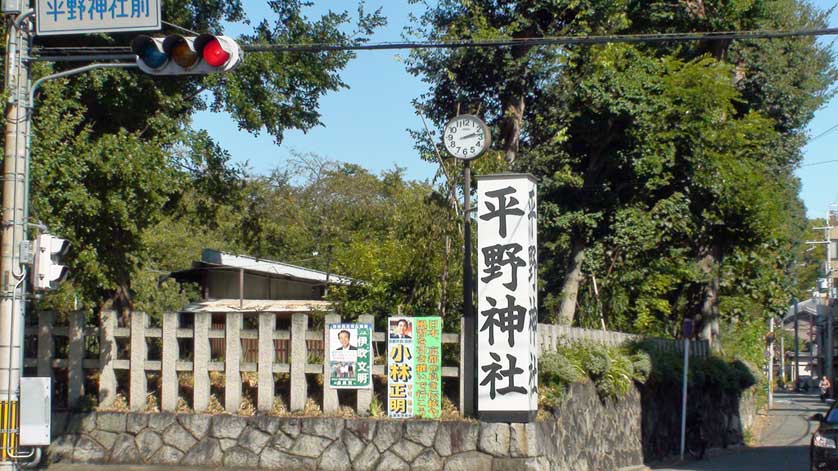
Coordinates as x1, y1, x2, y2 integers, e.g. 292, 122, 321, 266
794, 297, 800, 389
781, 335, 785, 384
808, 210, 835, 397
0, 9, 32, 469
768, 317, 774, 408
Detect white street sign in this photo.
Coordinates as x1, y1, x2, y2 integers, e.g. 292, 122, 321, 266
36, 0, 161, 36
477, 173, 538, 422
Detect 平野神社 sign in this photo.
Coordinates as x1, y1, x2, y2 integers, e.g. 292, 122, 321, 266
36, 0, 161, 36
328, 323, 372, 389
476, 173, 538, 422
387, 316, 442, 418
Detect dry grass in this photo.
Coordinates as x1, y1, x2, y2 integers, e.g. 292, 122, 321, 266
271, 397, 289, 416
337, 406, 357, 418
298, 397, 321, 416
209, 371, 225, 388
178, 373, 194, 392
238, 397, 256, 416
98, 393, 129, 412
175, 397, 192, 414
439, 397, 461, 420
242, 372, 258, 388
145, 393, 160, 413
206, 394, 224, 414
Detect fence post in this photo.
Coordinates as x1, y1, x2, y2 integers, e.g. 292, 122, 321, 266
257, 312, 274, 412
290, 313, 308, 411
323, 313, 340, 414
99, 310, 118, 408
67, 311, 85, 409
161, 312, 178, 412
129, 311, 147, 411
36, 311, 54, 378
225, 312, 242, 413
357, 314, 374, 415
193, 311, 210, 412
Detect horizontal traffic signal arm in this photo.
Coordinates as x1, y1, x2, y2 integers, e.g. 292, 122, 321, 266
131, 34, 241, 75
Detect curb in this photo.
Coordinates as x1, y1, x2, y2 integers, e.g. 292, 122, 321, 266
617, 466, 652, 471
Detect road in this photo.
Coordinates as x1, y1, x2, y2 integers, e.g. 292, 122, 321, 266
653, 390, 823, 471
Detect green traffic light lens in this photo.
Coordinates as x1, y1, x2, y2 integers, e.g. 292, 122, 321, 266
142, 44, 167, 69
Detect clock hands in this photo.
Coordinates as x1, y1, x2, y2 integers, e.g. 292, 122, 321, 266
462, 132, 483, 139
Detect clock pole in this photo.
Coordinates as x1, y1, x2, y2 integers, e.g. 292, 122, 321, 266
462, 159, 476, 417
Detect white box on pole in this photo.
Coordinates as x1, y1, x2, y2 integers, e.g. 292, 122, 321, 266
20, 377, 50, 446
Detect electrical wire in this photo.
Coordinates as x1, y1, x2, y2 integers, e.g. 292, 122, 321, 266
30, 26, 838, 57
800, 159, 838, 167
807, 123, 838, 143
162, 20, 199, 36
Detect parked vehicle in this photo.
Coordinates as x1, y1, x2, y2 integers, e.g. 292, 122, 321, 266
809, 402, 838, 470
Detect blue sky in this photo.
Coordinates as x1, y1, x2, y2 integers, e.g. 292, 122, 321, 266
193, 0, 838, 219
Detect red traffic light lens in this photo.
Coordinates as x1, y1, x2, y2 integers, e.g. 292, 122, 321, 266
202, 38, 230, 67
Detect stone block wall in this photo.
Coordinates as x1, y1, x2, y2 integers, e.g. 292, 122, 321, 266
46, 381, 755, 470
639, 381, 757, 460
48, 412, 550, 470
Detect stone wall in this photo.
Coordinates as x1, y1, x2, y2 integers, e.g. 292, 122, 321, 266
46, 381, 756, 471
639, 382, 757, 460
538, 382, 644, 470
47, 412, 550, 470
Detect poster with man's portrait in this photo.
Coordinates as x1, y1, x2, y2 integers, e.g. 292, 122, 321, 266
328, 323, 372, 389
389, 318, 413, 340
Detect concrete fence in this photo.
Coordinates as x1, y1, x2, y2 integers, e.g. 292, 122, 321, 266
537, 324, 711, 358
25, 310, 708, 415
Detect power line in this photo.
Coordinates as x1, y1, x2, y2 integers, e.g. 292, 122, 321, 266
800, 159, 838, 167
808, 123, 838, 143
31, 26, 838, 58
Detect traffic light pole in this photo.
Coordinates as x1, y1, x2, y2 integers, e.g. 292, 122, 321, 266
0, 7, 135, 467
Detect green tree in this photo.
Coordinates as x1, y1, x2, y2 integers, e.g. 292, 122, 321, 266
19, 2, 385, 311
407, 0, 834, 351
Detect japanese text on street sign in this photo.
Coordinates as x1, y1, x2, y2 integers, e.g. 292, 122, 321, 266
36, 0, 161, 36
477, 174, 538, 418
328, 323, 372, 389
387, 316, 442, 418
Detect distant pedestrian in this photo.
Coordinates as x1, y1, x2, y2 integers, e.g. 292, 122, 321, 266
820, 376, 831, 401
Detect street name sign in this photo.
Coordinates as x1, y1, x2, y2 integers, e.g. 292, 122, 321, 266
36, 0, 161, 36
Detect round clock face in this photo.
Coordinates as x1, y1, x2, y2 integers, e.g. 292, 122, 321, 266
443, 114, 490, 160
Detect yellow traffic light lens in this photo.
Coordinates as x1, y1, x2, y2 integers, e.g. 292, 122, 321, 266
171, 41, 198, 68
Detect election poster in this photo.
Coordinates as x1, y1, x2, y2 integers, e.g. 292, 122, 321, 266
328, 323, 372, 389
387, 316, 442, 418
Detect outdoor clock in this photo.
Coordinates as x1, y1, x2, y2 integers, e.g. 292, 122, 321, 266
443, 114, 491, 160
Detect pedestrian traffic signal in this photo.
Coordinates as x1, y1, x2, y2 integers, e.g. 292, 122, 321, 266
131, 34, 241, 75
31, 234, 69, 291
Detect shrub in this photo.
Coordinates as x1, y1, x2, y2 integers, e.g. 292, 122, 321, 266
596, 349, 635, 399
631, 351, 652, 382
539, 351, 585, 409
586, 348, 612, 377
540, 351, 585, 384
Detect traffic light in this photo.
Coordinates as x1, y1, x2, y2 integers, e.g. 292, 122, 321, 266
131, 34, 242, 75
32, 234, 69, 291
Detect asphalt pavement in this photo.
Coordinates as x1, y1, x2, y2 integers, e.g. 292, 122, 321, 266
653, 390, 825, 471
